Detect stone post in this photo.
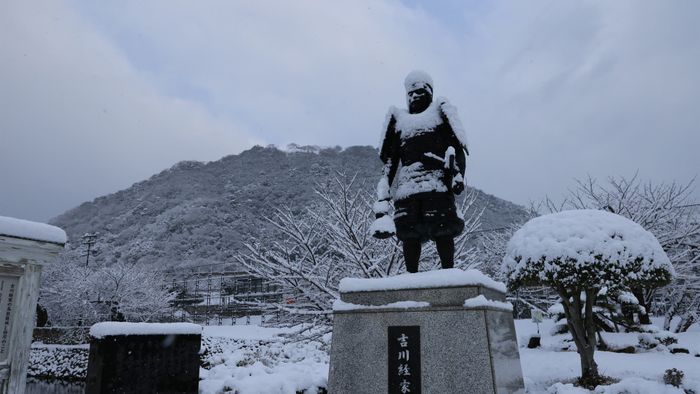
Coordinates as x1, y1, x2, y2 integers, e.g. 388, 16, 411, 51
86, 322, 202, 393
0, 216, 66, 394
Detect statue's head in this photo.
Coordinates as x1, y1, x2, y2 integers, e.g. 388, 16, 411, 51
404, 70, 433, 114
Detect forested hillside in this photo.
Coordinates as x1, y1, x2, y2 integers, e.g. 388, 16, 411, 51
50, 145, 528, 270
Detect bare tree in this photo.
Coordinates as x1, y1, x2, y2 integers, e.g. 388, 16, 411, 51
544, 174, 700, 329
235, 174, 482, 334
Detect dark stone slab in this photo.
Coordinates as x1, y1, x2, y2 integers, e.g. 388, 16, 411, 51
388, 326, 421, 394
85, 333, 200, 394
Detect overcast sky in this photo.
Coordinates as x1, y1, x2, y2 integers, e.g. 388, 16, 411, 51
2, 0, 699, 222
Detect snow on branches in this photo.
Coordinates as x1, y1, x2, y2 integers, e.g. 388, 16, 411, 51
235, 174, 482, 334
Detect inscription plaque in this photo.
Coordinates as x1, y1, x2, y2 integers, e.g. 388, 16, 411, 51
86, 333, 201, 394
0, 274, 19, 362
388, 326, 421, 394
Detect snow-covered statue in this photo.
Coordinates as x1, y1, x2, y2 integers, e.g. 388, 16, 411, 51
371, 70, 469, 273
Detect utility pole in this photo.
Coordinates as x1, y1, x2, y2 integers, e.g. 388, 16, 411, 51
81, 232, 98, 267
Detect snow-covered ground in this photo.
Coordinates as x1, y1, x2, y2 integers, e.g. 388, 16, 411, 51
199, 318, 700, 394
517, 318, 700, 393
199, 325, 328, 394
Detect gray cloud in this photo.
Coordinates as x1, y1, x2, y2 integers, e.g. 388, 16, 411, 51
1, 0, 698, 221
1, 1, 259, 221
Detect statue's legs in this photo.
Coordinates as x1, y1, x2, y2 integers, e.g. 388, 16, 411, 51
402, 239, 421, 273
435, 236, 454, 269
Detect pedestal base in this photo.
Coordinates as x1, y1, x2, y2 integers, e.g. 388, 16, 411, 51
328, 269, 525, 394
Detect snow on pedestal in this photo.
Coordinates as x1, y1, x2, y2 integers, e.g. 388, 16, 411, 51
328, 268, 524, 393
339, 268, 506, 293
0, 216, 65, 394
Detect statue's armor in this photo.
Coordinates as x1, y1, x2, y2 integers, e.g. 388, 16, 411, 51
375, 98, 468, 242
394, 101, 453, 201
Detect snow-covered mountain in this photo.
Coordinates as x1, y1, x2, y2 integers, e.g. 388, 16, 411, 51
50, 145, 528, 270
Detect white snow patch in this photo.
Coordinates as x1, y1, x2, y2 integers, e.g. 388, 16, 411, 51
332, 300, 430, 311
202, 325, 290, 340
463, 295, 513, 311
394, 162, 448, 200
369, 215, 396, 236
503, 209, 673, 281
438, 98, 469, 153
338, 268, 506, 293
394, 101, 443, 140
0, 215, 66, 244
90, 322, 201, 338
200, 326, 329, 394
404, 70, 433, 93
548, 303, 565, 315
372, 200, 391, 215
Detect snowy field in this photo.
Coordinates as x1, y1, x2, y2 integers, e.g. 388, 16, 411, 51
199, 318, 700, 394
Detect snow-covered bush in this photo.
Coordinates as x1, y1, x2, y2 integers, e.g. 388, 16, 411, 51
637, 331, 678, 351
663, 368, 684, 388
28, 344, 89, 381
503, 209, 674, 385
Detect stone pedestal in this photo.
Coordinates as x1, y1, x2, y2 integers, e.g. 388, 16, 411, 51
328, 269, 524, 394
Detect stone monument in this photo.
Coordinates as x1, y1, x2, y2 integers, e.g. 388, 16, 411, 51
86, 322, 202, 394
0, 216, 66, 394
327, 269, 525, 393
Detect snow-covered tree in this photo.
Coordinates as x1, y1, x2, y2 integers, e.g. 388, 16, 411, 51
41, 251, 174, 326
503, 209, 674, 386
97, 262, 176, 322
41, 247, 101, 326
544, 175, 700, 329
235, 174, 481, 333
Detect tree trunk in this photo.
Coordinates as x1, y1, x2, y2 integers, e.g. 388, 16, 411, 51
582, 289, 600, 381
579, 340, 599, 381
632, 287, 651, 325
557, 287, 600, 384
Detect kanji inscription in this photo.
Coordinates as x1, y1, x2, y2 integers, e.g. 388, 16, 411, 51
0, 275, 19, 361
388, 326, 421, 394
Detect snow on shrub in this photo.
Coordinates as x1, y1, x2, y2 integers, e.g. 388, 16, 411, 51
28, 344, 89, 380
503, 209, 674, 385
503, 209, 674, 291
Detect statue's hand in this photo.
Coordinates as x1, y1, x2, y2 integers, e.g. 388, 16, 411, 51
373, 230, 395, 239
453, 182, 464, 195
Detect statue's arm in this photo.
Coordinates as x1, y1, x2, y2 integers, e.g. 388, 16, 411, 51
438, 98, 469, 157
371, 111, 400, 238
379, 111, 400, 192
439, 99, 468, 192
